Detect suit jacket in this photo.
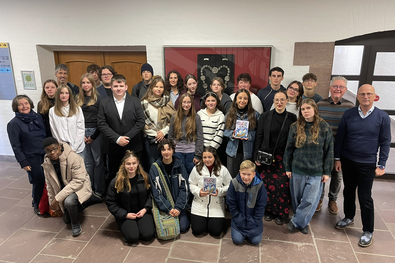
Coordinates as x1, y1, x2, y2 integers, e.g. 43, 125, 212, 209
254, 109, 297, 160
97, 93, 145, 154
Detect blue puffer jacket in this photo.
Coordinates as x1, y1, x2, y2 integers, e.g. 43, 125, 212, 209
149, 156, 189, 213
226, 172, 267, 237
224, 111, 260, 159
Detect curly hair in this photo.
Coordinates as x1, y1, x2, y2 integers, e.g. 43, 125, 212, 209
196, 147, 222, 177
165, 70, 183, 93
115, 150, 150, 193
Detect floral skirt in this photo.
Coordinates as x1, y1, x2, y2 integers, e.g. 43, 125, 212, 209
260, 154, 290, 219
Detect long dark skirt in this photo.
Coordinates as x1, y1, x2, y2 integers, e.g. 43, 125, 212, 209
260, 154, 290, 219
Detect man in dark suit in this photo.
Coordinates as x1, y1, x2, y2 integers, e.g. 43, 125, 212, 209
97, 74, 145, 183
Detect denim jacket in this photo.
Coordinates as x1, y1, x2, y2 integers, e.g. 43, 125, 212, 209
224, 111, 260, 159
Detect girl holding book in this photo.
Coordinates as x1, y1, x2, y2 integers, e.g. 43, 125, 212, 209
224, 89, 260, 178
189, 147, 232, 236
169, 93, 204, 175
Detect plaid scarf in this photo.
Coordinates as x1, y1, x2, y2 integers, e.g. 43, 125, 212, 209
141, 95, 175, 132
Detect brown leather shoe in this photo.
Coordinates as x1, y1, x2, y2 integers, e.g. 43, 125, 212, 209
315, 199, 323, 212
328, 200, 338, 214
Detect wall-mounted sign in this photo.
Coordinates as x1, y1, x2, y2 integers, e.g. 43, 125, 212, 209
21, 70, 36, 90
0, 42, 17, 99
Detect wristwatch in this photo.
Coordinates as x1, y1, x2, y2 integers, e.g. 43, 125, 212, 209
378, 165, 385, 169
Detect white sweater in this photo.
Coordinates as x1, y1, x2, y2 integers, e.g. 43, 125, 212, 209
49, 105, 85, 153
189, 165, 232, 218
197, 108, 225, 149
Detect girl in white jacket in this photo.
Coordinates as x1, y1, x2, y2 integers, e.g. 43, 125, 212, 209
49, 85, 85, 157
189, 146, 232, 236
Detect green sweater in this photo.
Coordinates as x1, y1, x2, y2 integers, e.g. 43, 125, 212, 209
284, 121, 333, 177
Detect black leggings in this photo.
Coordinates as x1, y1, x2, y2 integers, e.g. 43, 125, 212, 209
117, 213, 155, 244
191, 214, 225, 237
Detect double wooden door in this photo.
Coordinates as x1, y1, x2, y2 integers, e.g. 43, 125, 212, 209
54, 51, 147, 94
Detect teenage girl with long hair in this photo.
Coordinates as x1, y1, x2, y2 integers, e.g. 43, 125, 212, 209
76, 73, 105, 199
49, 85, 85, 157
174, 74, 202, 112
106, 151, 155, 244
189, 147, 232, 236
169, 93, 204, 174
284, 98, 333, 234
37, 79, 58, 137
224, 88, 260, 177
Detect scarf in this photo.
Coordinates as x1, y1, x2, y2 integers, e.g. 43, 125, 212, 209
141, 95, 175, 132
15, 111, 46, 137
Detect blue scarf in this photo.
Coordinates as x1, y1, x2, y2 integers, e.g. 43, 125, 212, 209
15, 111, 46, 137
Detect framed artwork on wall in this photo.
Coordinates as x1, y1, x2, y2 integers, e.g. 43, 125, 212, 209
164, 46, 272, 96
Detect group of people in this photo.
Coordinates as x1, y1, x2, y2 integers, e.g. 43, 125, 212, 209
7, 63, 390, 248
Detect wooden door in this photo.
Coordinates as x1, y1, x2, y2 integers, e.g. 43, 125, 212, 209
54, 51, 147, 94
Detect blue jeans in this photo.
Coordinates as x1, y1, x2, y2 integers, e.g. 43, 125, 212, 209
231, 226, 262, 245
143, 137, 160, 172
290, 173, 323, 229
84, 128, 106, 196
179, 209, 190, 233
174, 152, 195, 175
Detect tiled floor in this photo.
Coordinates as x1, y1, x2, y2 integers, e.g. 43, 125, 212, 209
1, 159, 395, 263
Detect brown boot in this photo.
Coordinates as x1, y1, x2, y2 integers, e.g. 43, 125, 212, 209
315, 199, 323, 212
328, 200, 338, 214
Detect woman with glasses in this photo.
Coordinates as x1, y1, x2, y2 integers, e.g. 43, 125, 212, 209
255, 91, 297, 225
271, 81, 304, 117
7, 95, 46, 215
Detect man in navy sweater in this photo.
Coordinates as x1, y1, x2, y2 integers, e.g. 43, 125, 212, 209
334, 84, 391, 247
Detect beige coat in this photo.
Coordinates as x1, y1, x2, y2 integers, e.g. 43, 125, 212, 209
42, 143, 92, 212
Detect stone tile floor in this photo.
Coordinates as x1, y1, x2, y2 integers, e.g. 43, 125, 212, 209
1, 159, 395, 262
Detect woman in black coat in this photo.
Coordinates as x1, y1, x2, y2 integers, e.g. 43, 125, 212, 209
7, 95, 46, 216
106, 151, 155, 244
254, 91, 297, 225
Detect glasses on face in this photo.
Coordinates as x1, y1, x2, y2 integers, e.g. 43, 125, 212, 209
331, 85, 346, 90
45, 146, 59, 155
274, 98, 286, 103
101, 73, 113, 77
288, 87, 299, 92
358, 93, 374, 97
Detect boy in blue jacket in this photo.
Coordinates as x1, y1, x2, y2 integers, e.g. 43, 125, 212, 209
227, 160, 267, 245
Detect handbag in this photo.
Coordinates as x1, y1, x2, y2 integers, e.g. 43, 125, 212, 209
257, 113, 288, 165
151, 163, 180, 240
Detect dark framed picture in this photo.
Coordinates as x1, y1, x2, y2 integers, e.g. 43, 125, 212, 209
164, 46, 272, 96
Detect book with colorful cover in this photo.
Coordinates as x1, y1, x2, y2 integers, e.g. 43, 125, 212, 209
203, 177, 216, 194
234, 120, 249, 139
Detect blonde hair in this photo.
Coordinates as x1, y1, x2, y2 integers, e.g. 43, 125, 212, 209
294, 98, 322, 148
115, 151, 150, 193
54, 85, 79, 117
239, 160, 256, 172
76, 73, 98, 107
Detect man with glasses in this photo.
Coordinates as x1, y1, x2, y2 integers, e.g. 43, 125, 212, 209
257, 67, 286, 112
334, 84, 391, 247
97, 65, 116, 98
316, 76, 354, 213
55, 64, 79, 96
302, 73, 323, 103
41, 137, 93, 237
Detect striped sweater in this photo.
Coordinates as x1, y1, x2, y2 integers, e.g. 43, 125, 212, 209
197, 108, 225, 149
317, 97, 354, 138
